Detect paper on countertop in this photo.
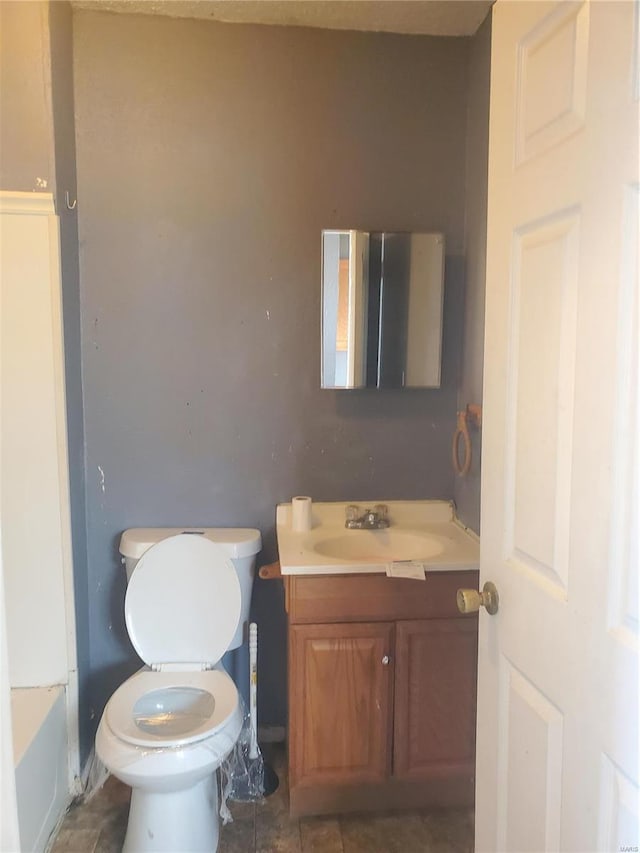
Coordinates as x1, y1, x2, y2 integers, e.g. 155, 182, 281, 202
386, 561, 427, 580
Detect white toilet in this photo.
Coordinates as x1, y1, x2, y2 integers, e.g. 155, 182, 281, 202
96, 527, 261, 853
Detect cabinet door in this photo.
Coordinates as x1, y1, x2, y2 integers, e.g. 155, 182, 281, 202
289, 622, 393, 788
393, 618, 478, 780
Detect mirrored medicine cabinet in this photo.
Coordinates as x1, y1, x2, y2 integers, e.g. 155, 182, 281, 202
321, 230, 445, 389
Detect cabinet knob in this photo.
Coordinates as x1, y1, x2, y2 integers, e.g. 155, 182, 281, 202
457, 581, 499, 615
381, 655, 391, 666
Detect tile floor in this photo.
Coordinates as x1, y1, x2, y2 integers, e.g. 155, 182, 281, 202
50, 746, 474, 852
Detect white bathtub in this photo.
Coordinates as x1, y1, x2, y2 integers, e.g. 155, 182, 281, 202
11, 686, 70, 852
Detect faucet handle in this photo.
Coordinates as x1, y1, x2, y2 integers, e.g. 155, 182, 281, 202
345, 504, 360, 522
373, 504, 389, 520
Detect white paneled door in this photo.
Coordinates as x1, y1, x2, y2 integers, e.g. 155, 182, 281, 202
477, 2, 638, 851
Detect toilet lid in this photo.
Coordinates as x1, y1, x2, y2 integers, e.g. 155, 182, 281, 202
125, 534, 241, 668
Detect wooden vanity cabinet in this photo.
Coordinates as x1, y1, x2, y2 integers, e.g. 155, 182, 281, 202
286, 571, 479, 818
289, 622, 394, 787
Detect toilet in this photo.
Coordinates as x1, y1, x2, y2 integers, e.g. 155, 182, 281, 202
96, 527, 262, 853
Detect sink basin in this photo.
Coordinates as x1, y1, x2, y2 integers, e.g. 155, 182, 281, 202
312, 530, 444, 562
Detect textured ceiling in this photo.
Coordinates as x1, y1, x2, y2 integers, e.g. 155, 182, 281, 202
71, 1, 493, 37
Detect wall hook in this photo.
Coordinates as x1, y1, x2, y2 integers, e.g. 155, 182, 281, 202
65, 191, 77, 211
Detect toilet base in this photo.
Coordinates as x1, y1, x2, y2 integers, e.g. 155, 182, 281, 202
123, 772, 220, 853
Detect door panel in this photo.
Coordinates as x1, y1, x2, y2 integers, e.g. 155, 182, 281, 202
515, 2, 589, 164
497, 660, 564, 853
507, 210, 579, 590
393, 619, 477, 780
289, 622, 393, 788
478, 2, 639, 850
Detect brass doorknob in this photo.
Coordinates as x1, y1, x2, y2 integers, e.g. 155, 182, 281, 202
457, 582, 499, 615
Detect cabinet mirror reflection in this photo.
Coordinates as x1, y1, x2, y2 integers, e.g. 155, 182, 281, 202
321, 230, 445, 389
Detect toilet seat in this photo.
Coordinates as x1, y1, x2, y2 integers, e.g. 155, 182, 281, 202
125, 534, 241, 670
106, 668, 238, 748
108, 534, 242, 749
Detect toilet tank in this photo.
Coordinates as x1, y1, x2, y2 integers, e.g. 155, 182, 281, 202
119, 527, 262, 651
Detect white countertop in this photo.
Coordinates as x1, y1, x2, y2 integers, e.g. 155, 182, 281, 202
276, 500, 479, 575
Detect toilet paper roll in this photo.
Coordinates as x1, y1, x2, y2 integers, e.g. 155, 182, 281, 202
291, 496, 312, 532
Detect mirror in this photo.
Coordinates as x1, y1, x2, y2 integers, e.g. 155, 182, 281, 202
321, 230, 445, 389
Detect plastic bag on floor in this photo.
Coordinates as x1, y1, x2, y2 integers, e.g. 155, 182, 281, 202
81, 749, 110, 802
219, 696, 264, 824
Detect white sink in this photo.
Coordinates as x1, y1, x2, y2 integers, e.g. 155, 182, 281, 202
312, 529, 444, 562
276, 500, 479, 576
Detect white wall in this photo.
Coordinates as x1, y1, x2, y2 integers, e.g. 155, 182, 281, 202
0, 192, 73, 688
1, 537, 20, 851
0, 190, 79, 850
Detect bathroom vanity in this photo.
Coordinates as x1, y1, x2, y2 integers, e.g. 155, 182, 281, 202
276, 501, 479, 818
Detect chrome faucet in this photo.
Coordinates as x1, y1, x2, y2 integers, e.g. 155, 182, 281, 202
345, 504, 390, 530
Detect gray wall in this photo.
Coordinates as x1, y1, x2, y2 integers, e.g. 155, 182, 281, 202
48, 1, 90, 764
454, 13, 492, 534
72, 10, 471, 743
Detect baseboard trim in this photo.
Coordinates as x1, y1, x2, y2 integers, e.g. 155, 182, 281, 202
258, 725, 286, 744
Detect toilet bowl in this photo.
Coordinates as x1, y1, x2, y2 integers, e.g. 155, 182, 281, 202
96, 529, 261, 853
